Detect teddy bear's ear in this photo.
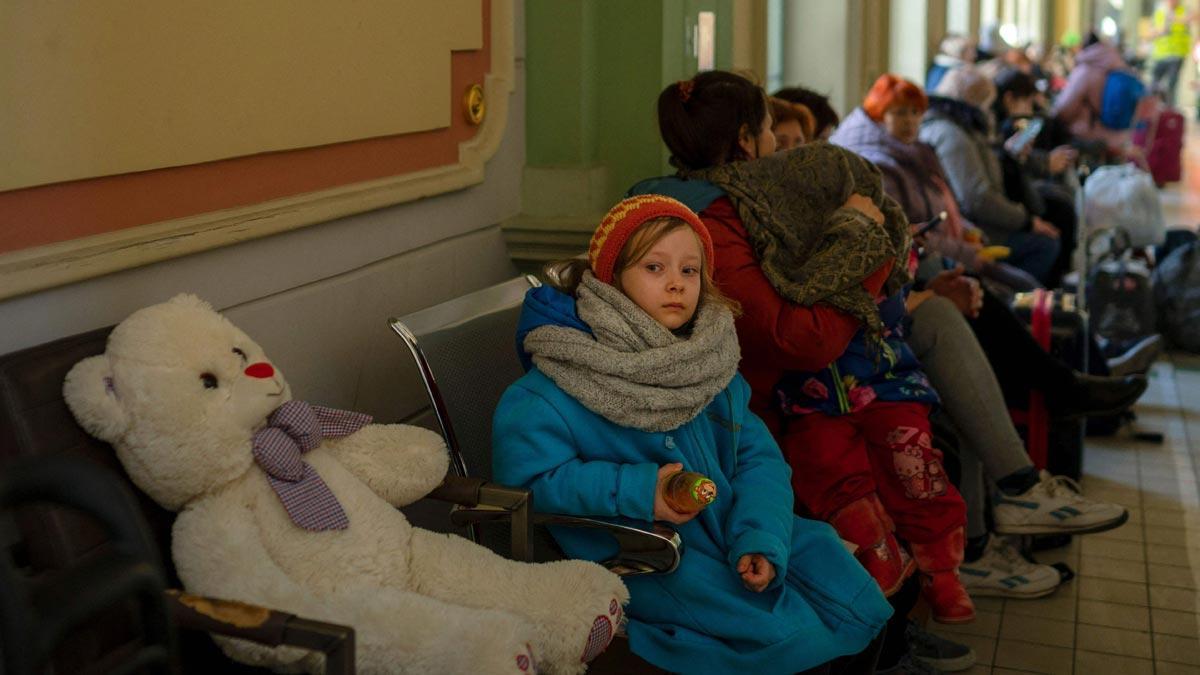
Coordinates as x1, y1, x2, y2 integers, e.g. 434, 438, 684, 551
166, 293, 213, 313
63, 355, 128, 444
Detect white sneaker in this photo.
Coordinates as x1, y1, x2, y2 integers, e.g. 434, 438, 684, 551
960, 535, 1061, 599
993, 471, 1129, 535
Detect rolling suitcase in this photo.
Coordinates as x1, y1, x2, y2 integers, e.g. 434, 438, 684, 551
1009, 289, 1088, 480
1133, 105, 1184, 186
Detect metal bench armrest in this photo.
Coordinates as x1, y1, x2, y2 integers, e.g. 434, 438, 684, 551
166, 590, 355, 675
431, 475, 532, 561
533, 514, 681, 576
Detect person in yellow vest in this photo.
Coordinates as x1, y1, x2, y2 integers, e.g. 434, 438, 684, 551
1150, 0, 1195, 106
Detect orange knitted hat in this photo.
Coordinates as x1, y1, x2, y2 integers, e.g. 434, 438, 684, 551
588, 195, 715, 284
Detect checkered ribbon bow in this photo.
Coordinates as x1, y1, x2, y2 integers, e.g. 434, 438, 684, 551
251, 400, 372, 531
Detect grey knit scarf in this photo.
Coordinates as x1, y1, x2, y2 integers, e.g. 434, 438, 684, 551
523, 272, 740, 433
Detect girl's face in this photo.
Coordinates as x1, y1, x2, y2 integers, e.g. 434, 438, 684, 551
883, 104, 923, 144
738, 111, 777, 160
617, 227, 704, 330
773, 118, 805, 151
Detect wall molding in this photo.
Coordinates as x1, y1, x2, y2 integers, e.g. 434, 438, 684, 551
0, 0, 514, 301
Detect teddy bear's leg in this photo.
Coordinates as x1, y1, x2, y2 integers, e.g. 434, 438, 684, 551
407, 528, 628, 675
336, 586, 542, 675
174, 509, 538, 674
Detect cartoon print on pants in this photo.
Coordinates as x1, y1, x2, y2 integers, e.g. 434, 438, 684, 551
887, 426, 948, 499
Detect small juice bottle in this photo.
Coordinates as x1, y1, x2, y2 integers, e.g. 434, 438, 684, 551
662, 471, 718, 513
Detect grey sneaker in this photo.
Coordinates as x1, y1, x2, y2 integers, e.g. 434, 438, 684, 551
960, 534, 1061, 599
904, 621, 975, 672
877, 649, 945, 674
993, 471, 1129, 535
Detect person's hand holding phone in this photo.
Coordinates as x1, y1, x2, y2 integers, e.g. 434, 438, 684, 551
1031, 216, 1060, 239
1048, 145, 1077, 174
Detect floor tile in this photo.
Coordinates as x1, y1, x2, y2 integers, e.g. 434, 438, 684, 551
1080, 536, 1146, 562
1155, 633, 1200, 665
1147, 525, 1192, 547
937, 609, 1001, 638
991, 639, 1072, 674
1078, 577, 1150, 606
991, 668, 1044, 675
1152, 607, 1200, 638
998, 614, 1074, 648
1149, 563, 1200, 589
1142, 508, 1200, 529
1147, 544, 1200, 567
1079, 555, 1148, 583
1156, 661, 1200, 675
1150, 585, 1200, 612
1074, 650, 1154, 675
1093, 519, 1146, 542
959, 666, 993, 675
1003, 592, 1076, 622
1075, 623, 1154, 658
972, 596, 1005, 613
1077, 598, 1151, 631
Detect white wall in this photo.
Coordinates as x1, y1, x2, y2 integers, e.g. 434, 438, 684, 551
781, 0, 852, 114
0, 2, 527, 424
890, 0, 931, 85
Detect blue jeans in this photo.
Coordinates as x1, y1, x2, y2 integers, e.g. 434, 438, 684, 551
1005, 230, 1061, 285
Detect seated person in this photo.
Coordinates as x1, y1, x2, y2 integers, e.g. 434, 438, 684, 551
770, 96, 816, 150
633, 71, 973, 626
492, 195, 891, 674
920, 67, 1062, 285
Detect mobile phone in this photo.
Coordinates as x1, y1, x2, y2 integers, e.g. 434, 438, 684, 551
1004, 117, 1045, 156
914, 211, 947, 237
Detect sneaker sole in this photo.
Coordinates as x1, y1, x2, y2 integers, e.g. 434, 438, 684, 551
993, 509, 1129, 536
932, 612, 976, 625
965, 583, 1059, 599
914, 650, 978, 672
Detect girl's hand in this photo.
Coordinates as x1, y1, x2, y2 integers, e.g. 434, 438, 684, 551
653, 463, 698, 525
737, 553, 776, 592
843, 193, 885, 225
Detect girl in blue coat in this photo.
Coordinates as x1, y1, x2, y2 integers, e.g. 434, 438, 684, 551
492, 194, 892, 674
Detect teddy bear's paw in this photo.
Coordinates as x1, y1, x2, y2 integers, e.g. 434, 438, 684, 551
579, 609, 616, 663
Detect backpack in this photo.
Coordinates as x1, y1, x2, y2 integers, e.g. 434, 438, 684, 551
1088, 254, 1157, 347
1098, 70, 1145, 130
1153, 238, 1200, 353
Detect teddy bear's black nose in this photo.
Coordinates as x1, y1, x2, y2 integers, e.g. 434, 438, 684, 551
244, 362, 275, 379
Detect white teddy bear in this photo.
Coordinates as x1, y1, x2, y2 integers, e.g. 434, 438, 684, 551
64, 294, 628, 674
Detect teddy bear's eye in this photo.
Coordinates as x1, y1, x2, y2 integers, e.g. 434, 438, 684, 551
200, 373, 219, 389
232, 347, 247, 361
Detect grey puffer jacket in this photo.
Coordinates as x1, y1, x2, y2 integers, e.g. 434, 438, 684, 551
919, 96, 1029, 243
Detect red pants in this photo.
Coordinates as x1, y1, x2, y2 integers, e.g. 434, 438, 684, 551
782, 402, 965, 544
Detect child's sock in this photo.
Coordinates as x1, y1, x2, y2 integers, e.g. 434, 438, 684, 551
996, 465, 1040, 496
964, 534, 989, 563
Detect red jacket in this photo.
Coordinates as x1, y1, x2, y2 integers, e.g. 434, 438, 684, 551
701, 197, 889, 431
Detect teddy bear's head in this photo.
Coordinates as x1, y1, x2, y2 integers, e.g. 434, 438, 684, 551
65, 294, 292, 510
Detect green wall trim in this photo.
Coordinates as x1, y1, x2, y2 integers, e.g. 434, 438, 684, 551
524, 0, 734, 208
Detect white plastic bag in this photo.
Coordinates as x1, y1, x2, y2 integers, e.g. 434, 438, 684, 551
1083, 165, 1166, 247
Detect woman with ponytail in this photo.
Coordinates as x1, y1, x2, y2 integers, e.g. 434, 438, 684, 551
630, 70, 978, 672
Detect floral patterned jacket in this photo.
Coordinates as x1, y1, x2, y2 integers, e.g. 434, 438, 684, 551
774, 283, 939, 417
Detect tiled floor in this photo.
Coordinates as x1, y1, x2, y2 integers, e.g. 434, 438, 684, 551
928, 128, 1200, 674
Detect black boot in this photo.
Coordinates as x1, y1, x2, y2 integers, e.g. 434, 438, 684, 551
1048, 373, 1148, 419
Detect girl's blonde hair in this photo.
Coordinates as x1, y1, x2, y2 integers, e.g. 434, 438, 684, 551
544, 217, 741, 317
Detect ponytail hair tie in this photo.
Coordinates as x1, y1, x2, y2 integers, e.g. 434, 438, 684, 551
678, 79, 695, 103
